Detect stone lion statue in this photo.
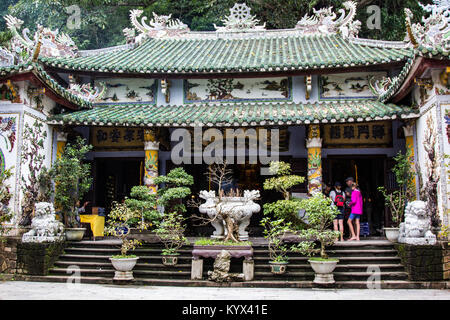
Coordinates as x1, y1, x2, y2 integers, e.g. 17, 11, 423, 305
399, 200, 436, 245
22, 202, 65, 243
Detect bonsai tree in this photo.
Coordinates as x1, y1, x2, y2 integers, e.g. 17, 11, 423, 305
377, 150, 415, 228
0, 167, 14, 238
155, 211, 189, 256
51, 136, 93, 228
153, 168, 193, 256
154, 167, 194, 215
260, 216, 294, 263
293, 193, 341, 260
19, 120, 47, 226
263, 161, 306, 229
105, 201, 150, 258
125, 186, 160, 229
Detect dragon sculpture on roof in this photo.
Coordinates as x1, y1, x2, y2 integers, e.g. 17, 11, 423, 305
124, 10, 190, 43
295, 1, 361, 38
405, 0, 449, 53
3, 15, 78, 64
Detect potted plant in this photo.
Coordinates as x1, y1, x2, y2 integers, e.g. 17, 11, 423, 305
260, 216, 294, 274
293, 193, 341, 284
51, 136, 92, 241
105, 202, 150, 280
153, 168, 193, 265
125, 185, 161, 241
263, 161, 306, 231
378, 150, 415, 242
155, 211, 189, 266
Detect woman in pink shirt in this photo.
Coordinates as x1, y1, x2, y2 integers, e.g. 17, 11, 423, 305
347, 183, 363, 241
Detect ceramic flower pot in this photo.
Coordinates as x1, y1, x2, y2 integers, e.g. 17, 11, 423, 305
65, 228, 86, 241
269, 261, 288, 275
162, 254, 179, 266
308, 259, 339, 284
384, 227, 400, 242
109, 256, 139, 280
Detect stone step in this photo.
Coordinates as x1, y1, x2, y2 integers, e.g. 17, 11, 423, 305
53, 260, 192, 270
252, 256, 402, 264
253, 271, 408, 281
49, 268, 191, 278
18, 274, 449, 289
64, 247, 193, 256
58, 254, 194, 263
255, 263, 405, 273
252, 249, 399, 257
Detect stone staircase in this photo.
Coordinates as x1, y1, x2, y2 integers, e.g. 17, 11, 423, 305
29, 238, 442, 288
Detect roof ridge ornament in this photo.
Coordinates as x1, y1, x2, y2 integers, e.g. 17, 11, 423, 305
404, 1, 449, 53
67, 75, 107, 103
214, 3, 266, 33
295, 1, 361, 37
126, 9, 190, 43
2, 15, 78, 65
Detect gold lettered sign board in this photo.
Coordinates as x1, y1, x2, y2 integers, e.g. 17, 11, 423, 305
323, 121, 392, 148
91, 127, 145, 150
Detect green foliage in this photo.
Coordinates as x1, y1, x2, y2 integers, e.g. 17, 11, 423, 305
194, 238, 252, 246
292, 193, 340, 259
51, 136, 92, 228
378, 150, 415, 227
263, 161, 306, 229
154, 167, 194, 214
125, 186, 160, 228
260, 216, 293, 263
155, 211, 189, 255
105, 201, 148, 256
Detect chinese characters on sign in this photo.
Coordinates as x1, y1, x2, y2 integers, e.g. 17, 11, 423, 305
323, 121, 392, 148
91, 127, 145, 149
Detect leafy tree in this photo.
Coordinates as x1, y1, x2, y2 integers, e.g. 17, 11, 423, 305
377, 150, 415, 228
125, 185, 159, 228
293, 193, 340, 260
51, 136, 93, 228
263, 161, 305, 229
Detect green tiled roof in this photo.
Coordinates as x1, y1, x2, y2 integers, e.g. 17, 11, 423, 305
39, 34, 413, 74
0, 62, 92, 108
48, 100, 418, 127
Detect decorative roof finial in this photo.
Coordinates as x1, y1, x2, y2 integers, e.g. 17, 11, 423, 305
295, 1, 361, 37
404, 1, 449, 53
214, 3, 266, 33
3, 15, 78, 62
126, 10, 190, 43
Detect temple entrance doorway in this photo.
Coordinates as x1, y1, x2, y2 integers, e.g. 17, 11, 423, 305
93, 158, 143, 211
325, 156, 386, 236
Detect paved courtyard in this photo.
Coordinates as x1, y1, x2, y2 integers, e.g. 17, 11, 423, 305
0, 281, 449, 300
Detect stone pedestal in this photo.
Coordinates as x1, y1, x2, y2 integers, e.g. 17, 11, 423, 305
191, 258, 204, 280
113, 270, 134, 281
243, 259, 254, 281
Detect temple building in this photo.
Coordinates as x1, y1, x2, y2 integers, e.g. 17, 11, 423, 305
0, 1, 449, 236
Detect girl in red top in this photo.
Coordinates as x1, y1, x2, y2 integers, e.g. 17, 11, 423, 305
347, 183, 363, 241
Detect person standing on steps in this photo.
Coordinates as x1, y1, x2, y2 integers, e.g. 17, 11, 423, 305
330, 182, 345, 242
347, 182, 363, 241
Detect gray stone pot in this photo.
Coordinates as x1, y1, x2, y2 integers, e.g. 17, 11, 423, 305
308, 259, 339, 284
384, 227, 400, 242
65, 228, 86, 241
110, 256, 139, 280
